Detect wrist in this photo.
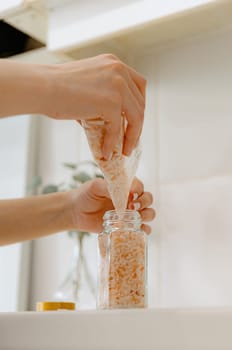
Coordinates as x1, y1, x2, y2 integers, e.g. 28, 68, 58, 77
0, 60, 55, 117
27, 63, 56, 115
58, 191, 76, 232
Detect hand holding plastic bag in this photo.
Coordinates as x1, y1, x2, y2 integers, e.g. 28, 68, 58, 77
82, 117, 141, 214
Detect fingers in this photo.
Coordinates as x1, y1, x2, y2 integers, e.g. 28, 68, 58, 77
128, 178, 153, 211
127, 178, 156, 235
125, 64, 147, 98
121, 84, 144, 156
140, 208, 156, 222
129, 192, 153, 211
108, 56, 146, 157
86, 177, 155, 237
123, 118, 143, 157
141, 209, 156, 235
122, 72, 145, 156
129, 177, 144, 200
123, 67, 146, 156
102, 110, 121, 160
89, 178, 109, 198
141, 224, 152, 235
126, 71, 145, 108
120, 85, 144, 156
107, 54, 147, 98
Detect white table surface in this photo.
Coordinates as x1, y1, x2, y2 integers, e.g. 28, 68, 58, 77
0, 307, 232, 350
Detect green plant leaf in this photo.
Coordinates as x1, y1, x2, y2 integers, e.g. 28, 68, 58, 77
63, 162, 77, 170
28, 175, 42, 190
96, 174, 104, 179
42, 184, 59, 194
72, 172, 92, 183
69, 183, 78, 189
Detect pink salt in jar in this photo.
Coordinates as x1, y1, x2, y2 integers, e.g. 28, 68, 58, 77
98, 210, 147, 309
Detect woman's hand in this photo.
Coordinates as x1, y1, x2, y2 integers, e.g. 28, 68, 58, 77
0, 55, 145, 159
48, 54, 146, 159
0, 177, 154, 245
69, 177, 155, 234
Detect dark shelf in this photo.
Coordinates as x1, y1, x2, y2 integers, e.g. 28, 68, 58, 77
0, 21, 44, 58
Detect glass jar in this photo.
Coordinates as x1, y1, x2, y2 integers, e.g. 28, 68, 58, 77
98, 210, 147, 309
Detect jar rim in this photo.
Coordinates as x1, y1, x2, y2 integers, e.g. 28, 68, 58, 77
103, 209, 141, 222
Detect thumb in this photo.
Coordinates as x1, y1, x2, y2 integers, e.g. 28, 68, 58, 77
90, 178, 110, 199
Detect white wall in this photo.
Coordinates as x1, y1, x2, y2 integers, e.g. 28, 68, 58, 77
136, 29, 232, 307
0, 115, 30, 311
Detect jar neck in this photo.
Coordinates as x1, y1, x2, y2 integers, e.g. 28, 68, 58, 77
103, 210, 141, 232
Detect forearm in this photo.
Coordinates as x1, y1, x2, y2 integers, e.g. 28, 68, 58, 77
0, 192, 73, 245
0, 59, 53, 117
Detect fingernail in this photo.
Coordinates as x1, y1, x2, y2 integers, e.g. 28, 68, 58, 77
133, 202, 141, 211
133, 193, 139, 201
129, 203, 134, 210
123, 145, 132, 157
125, 149, 132, 157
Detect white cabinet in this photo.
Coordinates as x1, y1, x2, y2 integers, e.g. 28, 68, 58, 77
47, 0, 230, 53
0, 0, 23, 14
0, 0, 46, 42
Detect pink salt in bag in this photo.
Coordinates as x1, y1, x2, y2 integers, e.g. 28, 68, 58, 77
81, 117, 141, 213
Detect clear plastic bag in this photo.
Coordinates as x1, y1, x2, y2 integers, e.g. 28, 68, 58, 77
81, 117, 141, 214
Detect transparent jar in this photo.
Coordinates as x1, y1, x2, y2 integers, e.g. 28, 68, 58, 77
98, 210, 147, 309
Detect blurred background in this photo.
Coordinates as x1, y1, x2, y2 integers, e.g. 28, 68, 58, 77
0, 0, 232, 312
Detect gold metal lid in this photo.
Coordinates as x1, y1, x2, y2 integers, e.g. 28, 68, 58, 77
36, 301, 75, 311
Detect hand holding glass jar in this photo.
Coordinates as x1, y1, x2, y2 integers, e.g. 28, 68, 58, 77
69, 177, 155, 235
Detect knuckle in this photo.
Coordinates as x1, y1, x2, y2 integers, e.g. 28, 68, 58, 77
111, 61, 124, 74
142, 77, 147, 86
104, 53, 119, 61
112, 74, 125, 90
89, 178, 103, 192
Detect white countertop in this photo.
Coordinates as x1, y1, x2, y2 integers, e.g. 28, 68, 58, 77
0, 307, 232, 350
